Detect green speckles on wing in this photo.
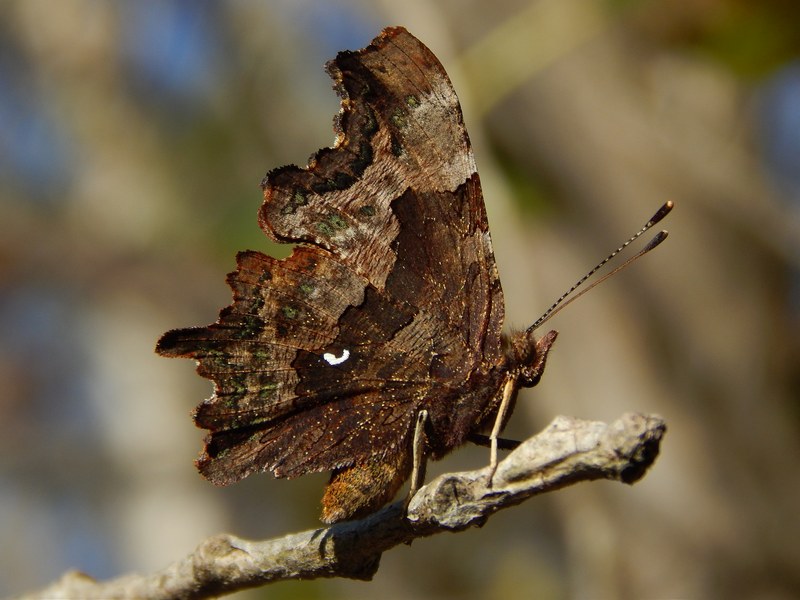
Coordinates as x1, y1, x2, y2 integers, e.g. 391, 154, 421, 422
315, 211, 350, 238
390, 109, 406, 129
237, 315, 265, 339
219, 374, 248, 406
203, 348, 229, 369
249, 296, 265, 314
251, 347, 272, 361
281, 305, 299, 320
328, 212, 348, 230
281, 189, 309, 215
316, 221, 335, 237
258, 380, 280, 400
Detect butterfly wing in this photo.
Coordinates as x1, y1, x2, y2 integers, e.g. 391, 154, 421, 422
157, 27, 506, 518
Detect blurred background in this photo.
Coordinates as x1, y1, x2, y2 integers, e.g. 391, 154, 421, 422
1, 0, 799, 598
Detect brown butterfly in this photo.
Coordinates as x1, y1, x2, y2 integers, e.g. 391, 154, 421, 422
157, 26, 668, 523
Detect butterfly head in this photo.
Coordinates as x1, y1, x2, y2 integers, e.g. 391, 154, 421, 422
509, 328, 558, 388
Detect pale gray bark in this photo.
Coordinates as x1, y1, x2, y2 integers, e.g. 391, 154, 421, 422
21, 413, 665, 600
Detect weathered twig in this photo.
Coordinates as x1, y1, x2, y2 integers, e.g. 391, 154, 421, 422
21, 413, 665, 600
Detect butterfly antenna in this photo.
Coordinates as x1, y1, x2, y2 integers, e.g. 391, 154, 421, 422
529, 201, 673, 332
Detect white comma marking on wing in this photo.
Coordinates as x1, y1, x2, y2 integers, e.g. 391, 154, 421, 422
323, 349, 350, 366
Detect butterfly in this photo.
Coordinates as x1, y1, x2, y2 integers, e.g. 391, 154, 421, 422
158, 26, 660, 523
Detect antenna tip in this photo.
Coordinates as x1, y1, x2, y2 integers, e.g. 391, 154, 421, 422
648, 201, 674, 226
643, 229, 669, 252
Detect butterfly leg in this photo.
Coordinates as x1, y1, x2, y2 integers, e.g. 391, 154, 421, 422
406, 409, 429, 509
487, 377, 516, 486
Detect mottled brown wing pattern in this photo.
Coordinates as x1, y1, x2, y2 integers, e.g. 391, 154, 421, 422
158, 244, 430, 482
157, 27, 509, 521
159, 247, 362, 426
202, 386, 421, 482
259, 27, 505, 376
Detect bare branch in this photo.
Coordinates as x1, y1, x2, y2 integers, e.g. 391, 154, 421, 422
21, 413, 665, 600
